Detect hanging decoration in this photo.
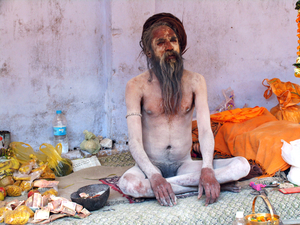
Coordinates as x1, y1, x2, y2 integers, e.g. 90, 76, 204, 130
294, 1, 300, 77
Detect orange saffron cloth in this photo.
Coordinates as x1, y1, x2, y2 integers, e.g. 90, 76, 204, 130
209, 106, 265, 123
192, 107, 294, 177
192, 106, 265, 144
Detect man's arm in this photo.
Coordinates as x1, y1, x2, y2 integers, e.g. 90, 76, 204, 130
193, 74, 220, 205
125, 77, 176, 206
125, 78, 158, 177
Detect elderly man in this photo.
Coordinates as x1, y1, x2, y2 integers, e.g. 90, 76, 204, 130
118, 13, 250, 207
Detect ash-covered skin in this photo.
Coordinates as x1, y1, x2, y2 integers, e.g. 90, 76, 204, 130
118, 13, 250, 207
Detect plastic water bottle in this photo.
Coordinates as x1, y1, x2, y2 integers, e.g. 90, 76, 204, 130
52, 110, 69, 154
232, 211, 245, 225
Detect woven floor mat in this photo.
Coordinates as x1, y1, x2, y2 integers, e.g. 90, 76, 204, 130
93, 152, 300, 223
98, 151, 135, 167
51, 188, 300, 225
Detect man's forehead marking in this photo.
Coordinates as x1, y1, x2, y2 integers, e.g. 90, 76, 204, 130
155, 36, 176, 42
152, 26, 177, 41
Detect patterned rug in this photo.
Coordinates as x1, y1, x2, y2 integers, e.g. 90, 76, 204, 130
53, 186, 300, 225
100, 175, 198, 204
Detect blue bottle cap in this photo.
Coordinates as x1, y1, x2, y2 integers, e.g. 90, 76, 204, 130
56, 110, 62, 114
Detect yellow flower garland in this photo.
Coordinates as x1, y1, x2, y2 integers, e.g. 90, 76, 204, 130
295, 3, 300, 77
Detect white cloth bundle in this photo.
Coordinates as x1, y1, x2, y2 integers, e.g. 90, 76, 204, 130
281, 139, 300, 185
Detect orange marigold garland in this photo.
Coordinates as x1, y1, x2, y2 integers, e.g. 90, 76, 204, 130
294, 1, 300, 77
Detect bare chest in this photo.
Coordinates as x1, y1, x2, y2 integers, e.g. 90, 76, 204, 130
141, 84, 194, 117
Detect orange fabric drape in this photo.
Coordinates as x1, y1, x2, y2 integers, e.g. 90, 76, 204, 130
210, 106, 265, 123
214, 108, 294, 176
263, 78, 300, 123
192, 106, 265, 150
263, 78, 300, 109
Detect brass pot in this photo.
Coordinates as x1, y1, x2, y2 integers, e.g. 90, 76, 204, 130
244, 195, 280, 225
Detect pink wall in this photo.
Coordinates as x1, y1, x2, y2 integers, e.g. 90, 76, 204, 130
0, 0, 298, 150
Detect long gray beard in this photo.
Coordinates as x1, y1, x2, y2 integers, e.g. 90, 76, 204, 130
151, 51, 184, 115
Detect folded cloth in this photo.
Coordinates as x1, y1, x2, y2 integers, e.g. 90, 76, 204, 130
210, 106, 265, 123
191, 106, 265, 158
214, 108, 296, 177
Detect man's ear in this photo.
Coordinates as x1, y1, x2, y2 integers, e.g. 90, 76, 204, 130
146, 51, 152, 58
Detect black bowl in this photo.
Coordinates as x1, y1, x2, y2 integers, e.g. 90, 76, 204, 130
70, 184, 110, 211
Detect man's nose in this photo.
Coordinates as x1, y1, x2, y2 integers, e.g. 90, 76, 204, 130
165, 40, 173, 51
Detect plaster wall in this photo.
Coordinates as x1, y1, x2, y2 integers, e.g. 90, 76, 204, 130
0, 0, 298, 151
0, 0, 110, 150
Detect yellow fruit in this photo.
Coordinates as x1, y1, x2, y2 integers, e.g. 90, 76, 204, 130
9, 157, 20, 170
0, 160, 11, 173
0, 192, 4, 201
0, 157, 20, 177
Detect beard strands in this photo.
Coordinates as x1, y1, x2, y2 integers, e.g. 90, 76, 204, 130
159, 51, 183, 114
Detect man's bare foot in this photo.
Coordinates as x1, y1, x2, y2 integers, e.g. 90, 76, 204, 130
220, 181, 241, 193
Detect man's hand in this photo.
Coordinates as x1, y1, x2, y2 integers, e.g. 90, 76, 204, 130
149, 173, 177, 207
198, 167, 220, 206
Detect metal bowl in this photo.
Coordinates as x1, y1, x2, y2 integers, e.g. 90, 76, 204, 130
245, 195, 280, 225
70, 184, 110, 211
